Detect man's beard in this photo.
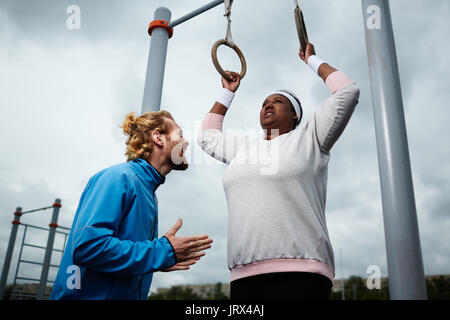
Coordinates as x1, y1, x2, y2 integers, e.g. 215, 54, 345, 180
169, 141, 189, 171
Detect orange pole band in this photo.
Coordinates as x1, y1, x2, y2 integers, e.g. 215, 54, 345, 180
52, 203, 62, 208
11, 220, 21, 225
13, 211, 22, 216
49, 223, 59, 228
148, 20, 173, 38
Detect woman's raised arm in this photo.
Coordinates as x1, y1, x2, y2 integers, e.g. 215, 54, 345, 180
197, 71, 247, 165
300, 43, 360, 154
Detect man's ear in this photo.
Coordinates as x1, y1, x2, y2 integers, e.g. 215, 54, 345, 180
151, 130, 165, 147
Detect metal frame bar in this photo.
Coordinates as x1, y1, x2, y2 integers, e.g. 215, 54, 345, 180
0, 200, 71, 300
15, 277, 40, 282
168, 0, 224, 28
0, 207, 22, 299
141, 0, 225, 113
11, 224, 28, 295
20, 223, 48, 232
37, 199, 61, 299
361, 0, 426, 299
21, 206, 53, 215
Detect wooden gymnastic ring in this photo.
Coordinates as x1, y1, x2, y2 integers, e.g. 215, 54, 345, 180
211, 39, 247, 82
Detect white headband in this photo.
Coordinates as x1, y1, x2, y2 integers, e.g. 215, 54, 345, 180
267, 91, 302, 126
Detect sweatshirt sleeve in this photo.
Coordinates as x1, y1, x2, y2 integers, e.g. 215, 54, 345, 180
197, 113, 247, 164
311, 71, 360, 154
71, 169, 176, 277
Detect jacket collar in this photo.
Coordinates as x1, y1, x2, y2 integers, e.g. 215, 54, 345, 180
132, 158, 166, 190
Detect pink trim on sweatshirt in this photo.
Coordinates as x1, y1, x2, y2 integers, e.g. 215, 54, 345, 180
230, 258, 335, 283
325, 71, 354, 95
201, 113, 225, 130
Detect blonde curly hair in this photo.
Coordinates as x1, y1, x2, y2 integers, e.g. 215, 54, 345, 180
121, 110, 174, 162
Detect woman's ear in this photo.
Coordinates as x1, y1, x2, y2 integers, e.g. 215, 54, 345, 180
292, 114, 299, 129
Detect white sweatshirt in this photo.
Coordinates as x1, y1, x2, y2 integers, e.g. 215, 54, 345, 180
198, 71, 360, 282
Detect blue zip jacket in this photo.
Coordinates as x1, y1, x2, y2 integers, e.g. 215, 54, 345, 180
50, 159, 176, 300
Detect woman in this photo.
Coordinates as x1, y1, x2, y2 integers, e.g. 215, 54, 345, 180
198, 43, 360, 300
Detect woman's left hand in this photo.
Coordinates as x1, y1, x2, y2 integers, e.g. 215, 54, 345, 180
299, 43, 316, 63
221, 71, 241, 93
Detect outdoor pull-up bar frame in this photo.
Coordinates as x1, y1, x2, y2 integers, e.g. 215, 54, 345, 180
0, 199, 68, 300
142, 0, 225, 113
141, 0, 426, 300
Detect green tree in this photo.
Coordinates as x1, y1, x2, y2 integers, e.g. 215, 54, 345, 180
426, 276, 450, 300
211, 282, 229, 300
329, 276, 389, 300
148, 286, 202, 300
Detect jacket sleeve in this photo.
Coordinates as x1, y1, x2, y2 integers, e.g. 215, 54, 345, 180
71, 169, 176, 277
197, 113, 247, 164
310, 71, 360, 154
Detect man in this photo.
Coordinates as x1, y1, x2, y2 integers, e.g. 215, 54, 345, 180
51, 110, 213, 300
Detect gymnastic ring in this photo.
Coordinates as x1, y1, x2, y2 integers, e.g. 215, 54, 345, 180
211, 39, 247, 82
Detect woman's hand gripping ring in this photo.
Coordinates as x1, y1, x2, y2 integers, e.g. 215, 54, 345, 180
211, 39, 247, 82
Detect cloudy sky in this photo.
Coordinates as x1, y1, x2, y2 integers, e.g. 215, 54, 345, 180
0, 0, 449, 295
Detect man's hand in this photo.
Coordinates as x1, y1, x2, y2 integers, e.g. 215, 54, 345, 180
221, 71, 241, 93
299, 42, 316, 63
162, 258, 200, 272
163, 218, 213, 268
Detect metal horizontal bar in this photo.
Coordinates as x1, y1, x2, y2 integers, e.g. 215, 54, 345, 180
55, 230, 70, 235
57, 225, 71, 231
23, 243, 65, 254
20, 223, 49, 231
18, 259, 59, 270
23, 243, 46, 250
21, 206, 53, 214
11, 292, 38, 297
16, 276, 40, 282
169, 0, 224, 28
19, 259, 43, 266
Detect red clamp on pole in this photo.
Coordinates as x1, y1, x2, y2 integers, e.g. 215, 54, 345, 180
13, 211, 22, 216
11, 220, 21, 225
148, 20, 173, 38
52, 202, 62, 208
49, 223, 59, 228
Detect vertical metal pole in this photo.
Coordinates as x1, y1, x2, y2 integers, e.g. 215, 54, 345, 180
142, 7, 172, 114
340, 248, 345, 300
11, 225, 28, 300
361, 0, 427, 299
37, 199, 61, 300
0, 207, 22, 300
